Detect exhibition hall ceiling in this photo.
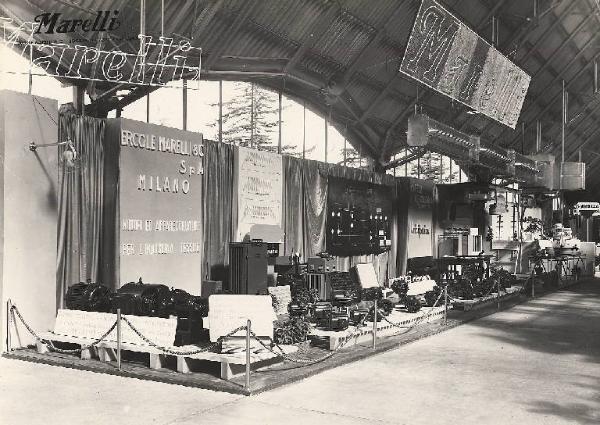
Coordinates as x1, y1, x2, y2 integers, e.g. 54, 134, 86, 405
2, 0, 600, 191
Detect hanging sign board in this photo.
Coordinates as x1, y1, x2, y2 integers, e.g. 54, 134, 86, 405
399, 0, 531, 129
107, 118, 204, 294
405, 178, 434, 258
574, 202, 600, 215
234, 147, 283, 241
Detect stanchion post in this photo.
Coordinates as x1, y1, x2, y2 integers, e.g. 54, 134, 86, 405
497, 279, 501, 310
6, 299, 12, 352
245, 319, 251, 392
372, 299, 377, 349
444, 286, 448, 326
531, 274, 535, 298
116, 308, 122, 371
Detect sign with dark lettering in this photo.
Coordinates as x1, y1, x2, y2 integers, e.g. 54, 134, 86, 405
234, 147, 283, 241
106, 118, 204, 294
400, 0, 530, 129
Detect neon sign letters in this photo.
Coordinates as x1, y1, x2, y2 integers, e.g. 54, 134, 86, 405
0, 18, 201, 87
400, 0, 530, 129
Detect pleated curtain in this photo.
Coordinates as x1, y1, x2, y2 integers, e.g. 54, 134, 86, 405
282, 156, 304, 256
56, 113, 106, 308
202, 140, 234, 282
302, 160, 328, 258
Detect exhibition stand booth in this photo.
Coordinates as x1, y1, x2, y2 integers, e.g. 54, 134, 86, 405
1, 90, 595, 393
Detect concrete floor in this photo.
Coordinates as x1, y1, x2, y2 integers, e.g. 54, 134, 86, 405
1, 280, 599, 425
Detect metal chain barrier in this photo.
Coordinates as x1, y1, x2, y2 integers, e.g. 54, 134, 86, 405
378, 289, 445, 333
121, 316, 246, 356
10, 305, 118, 354
10, 303, 250, 357
250, 313, 371, 365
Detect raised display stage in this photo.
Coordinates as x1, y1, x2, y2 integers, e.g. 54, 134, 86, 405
6, 279, 593, 395
452, 286, 523, 311
310, 306, 447, 351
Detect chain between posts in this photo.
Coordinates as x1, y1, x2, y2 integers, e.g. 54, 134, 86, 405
10, 305, 118, 354
10, 293, 450, 370
378, 289, 446, 333
9, 303, 247, 357
249, 313, 371, 365
121, 316, 246, 356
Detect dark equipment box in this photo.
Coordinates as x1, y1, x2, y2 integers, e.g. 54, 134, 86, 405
229, 242, 268, 294
307, 256, 337, 273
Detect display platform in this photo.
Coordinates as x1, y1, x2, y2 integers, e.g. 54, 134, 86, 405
7, 279, 587, 395
35, 331, 297, 381
310, 306, 447, 350
452, 285, 523, 311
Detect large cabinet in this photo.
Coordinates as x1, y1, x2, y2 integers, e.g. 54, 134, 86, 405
228, 242, 268, 294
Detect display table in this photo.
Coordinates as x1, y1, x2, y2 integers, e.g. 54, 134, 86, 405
438, 255, 493, 283
310, 306, 446, 351
451, 285, 523, 311
35, 309, 297, 381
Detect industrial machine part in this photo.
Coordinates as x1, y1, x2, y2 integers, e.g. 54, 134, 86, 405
329, 272, 361, 303
313, 302, 349, 331
349, 307, 370, 325
111, 279, 173, 317
329, 310, 349, 331
171, 289, 209, 346
65, 281, 112, 312
229, 242, 268, 294
306, 273, 331, 300
307, 255, 337, 273
313, 301, 333, 322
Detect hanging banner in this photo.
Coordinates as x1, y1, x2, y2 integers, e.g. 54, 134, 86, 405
234, 147, 283, 242
405, 178, 434, 258
400, 0, 531, 129
107, 118, 204, 294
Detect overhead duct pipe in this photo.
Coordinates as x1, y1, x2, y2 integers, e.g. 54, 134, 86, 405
407, 113, 540, 185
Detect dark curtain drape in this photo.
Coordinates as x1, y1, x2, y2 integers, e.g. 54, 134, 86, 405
283, 156, 304, 256
57, 113, 105, 309
202, 140, 234, 282
302, 160, 328, 258
396, 179, 410, 275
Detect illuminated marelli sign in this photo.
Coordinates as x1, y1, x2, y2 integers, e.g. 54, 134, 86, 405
399, 0, 530, 129
0, 18, 201, 87
34, 11, 120, 34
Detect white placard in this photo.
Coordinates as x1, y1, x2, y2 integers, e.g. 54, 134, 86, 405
235, 147, 282, 240
355, 263, 380, 289
208, 295, 276, 342
406, 280, 437, 296
268, 285, 292, 315
53, 309, 177, 347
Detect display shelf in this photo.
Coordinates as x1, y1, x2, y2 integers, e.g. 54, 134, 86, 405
451, 285, 523, 311
309, 306, 447, 351
35, 331, 297, 381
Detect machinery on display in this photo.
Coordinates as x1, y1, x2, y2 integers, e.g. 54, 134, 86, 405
65, 280, 112, 312
65, 279, 209, 345
111, 280, 173, 317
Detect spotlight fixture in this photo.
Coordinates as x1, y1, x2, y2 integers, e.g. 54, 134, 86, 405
29, 139, 78, 168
